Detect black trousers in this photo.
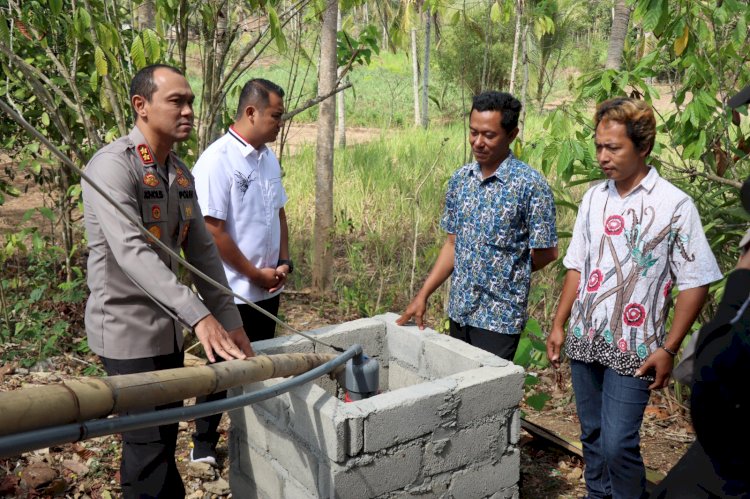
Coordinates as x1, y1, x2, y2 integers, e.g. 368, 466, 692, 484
100, 351, 186, 499
449, 319, 521, 361
192, 294, 280, 452
651, 440, 750, 499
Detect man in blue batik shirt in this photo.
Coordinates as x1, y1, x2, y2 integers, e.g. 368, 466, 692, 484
397, 91, 558, 360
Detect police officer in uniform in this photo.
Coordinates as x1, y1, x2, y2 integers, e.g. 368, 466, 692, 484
82, 64, 253, 498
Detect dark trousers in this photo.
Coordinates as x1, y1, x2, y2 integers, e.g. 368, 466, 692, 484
192, 294, 280, 452
100, 351, 186, 499
571, 360, 651, 499
449, 319, 521, 360
651, 440, 750, 498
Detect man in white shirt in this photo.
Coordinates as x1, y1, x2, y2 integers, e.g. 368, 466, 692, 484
546, 98, 721, 499
191, 78, 289, 464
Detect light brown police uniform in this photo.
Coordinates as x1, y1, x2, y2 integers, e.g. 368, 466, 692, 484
82, 126, 242, 359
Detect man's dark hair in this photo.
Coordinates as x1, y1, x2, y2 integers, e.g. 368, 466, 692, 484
236, 78, 285, 119
471, 91, 522, 133
129, 64, 184, 115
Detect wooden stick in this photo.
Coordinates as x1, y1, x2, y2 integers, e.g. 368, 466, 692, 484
0, 353, 339, 436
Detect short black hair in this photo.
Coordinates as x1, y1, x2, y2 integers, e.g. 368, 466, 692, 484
471, 91, 522, 133
236, 78, 285, 119
129, 64, 184, 115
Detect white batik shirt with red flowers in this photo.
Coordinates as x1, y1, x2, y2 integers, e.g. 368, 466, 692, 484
562, 167, 722, 377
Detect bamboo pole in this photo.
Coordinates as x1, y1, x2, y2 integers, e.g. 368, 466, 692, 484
0, 353, 339, 436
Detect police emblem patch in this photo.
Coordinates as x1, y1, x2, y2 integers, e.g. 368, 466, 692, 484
143, 173, 159, 187
137, 144, 154, 165
151, 205, 161, 220
176, 169, 190, 188
185, 204, 193, 218
148, 225, 161, 241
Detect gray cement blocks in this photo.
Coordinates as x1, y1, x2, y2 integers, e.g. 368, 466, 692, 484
229, 313, 524, 498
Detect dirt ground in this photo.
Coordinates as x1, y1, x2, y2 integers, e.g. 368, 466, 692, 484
0, 295, 693, 498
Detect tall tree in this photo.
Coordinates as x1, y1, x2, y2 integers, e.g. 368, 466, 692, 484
605, 0, 630, 69
312, 0, 339, 291
410, 8, 421, 126
336, 7, 346, 147
509, 0, 523, 94
420, 5, 431, 128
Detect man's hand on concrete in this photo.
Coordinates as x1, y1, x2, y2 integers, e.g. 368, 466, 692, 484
228, 327, 255, 358
252, 267, 281, 289
635, 347, 674, 389
195, 314, 248, 363
396, 296, 428, 330
546, 325, 566, 369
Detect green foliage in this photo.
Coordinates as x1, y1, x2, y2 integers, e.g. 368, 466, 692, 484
434, 7, 514, 95
0, 228, 87, 366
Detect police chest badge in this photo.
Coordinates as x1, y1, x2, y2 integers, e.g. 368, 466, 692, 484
148, 225, 161, 241
151, 205, 161, 220
143, 173, 159, 187
137, 144, 155, 165
176, 168, 190, 188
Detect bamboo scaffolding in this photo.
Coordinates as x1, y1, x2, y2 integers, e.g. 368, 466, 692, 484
0, 353, 340, 437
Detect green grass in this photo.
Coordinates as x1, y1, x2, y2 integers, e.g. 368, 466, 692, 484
283, 118, 577, 325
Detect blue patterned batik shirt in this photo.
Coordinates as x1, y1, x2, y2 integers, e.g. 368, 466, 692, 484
441, 152, 557, 335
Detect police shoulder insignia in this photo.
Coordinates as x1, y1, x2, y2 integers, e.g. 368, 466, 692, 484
143, 173, 159, 187
137, 144, 155, 165
151, 205, 161, 220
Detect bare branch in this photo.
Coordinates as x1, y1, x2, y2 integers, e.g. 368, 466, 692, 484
281, 82, 353, 121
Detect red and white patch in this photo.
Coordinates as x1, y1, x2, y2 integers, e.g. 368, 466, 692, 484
137, 144, 155, 165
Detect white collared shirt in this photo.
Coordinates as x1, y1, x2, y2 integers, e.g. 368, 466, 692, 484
193, 127, 288, 303
563, 167, 722, 376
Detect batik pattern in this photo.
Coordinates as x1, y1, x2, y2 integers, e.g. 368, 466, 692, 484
563, 168, 722, 376
441, 153, 557, 335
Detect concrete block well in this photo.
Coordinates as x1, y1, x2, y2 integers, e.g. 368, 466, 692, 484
229, 313, 524, 499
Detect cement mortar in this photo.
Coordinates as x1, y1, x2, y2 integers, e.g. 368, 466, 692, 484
229, 313, 524, 498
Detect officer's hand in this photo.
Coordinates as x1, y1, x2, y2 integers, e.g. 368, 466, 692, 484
635, 347, 674, 390
269, 265, 288, 294
194, 315, 247, 363
546, 325, 566, 369
252, 267, 281, 289
227, 327, 255, 357
396, 295, 428, 329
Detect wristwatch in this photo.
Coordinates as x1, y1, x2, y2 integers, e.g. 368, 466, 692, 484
277, 258, 294, 273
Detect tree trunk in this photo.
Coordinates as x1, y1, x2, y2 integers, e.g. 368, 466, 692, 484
480, 0, 492, 92
175, 0, 189, 72
605, 0, 631, 70
411, 27, 420, 127
336, 8, 346, 148
312, 0, 338, 291
519, 24, 530, 143
421, 7, 431, 129
135, 0, 155, 30
509, 0, 522, 94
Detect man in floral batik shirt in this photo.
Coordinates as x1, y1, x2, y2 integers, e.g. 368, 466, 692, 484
547, 98, 722, 499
